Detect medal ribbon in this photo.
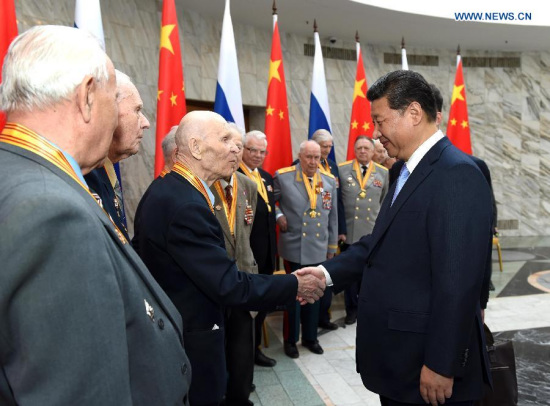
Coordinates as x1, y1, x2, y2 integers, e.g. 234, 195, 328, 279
0, 122, 128, 243
319, 159, 331, 174
239, 163, 270, 212
213, 178, 238, 235
159, 168, 170, 178
353, 159, 374, 193
302, 171, 321, 213
172, 162, 214, 214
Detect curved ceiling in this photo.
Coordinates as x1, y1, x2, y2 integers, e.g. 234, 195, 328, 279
180, 0, 550, 51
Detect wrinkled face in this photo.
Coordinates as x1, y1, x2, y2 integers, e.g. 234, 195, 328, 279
299, 142, 321, 177
109, 82, 150, 163
242, 137, 267, 170
371, 96, 414, 161
87, 59, 118, 170
373, 143, 387, 163
201, 122, 240, 181
318, 140, 333, 160
354, 138, 374, 165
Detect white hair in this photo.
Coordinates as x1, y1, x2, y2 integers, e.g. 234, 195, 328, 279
299, 139, 320, 153
115, 69, 134, 101
227, 122, 245, 137
311, 129, 333, 143
0, 25, 109, 113
161, 125, 178, 161
244, 130, 268, 147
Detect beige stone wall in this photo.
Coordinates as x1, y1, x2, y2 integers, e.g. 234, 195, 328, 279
13, 0, 550, 236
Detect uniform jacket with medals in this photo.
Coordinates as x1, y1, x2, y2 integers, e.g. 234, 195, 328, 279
274, 163, 338, 265
338, 160, 389, 244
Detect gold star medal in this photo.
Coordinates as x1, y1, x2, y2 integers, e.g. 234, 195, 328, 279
309, 209, 317, 218
359, 190, 367, 199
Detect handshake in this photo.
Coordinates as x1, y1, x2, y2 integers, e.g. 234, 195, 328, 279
292, 267, 327, 305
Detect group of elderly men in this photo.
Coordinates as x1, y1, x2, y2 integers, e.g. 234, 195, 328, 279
1, 24, 494, 406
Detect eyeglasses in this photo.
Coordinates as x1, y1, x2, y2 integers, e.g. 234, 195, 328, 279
244, 147, 268, 156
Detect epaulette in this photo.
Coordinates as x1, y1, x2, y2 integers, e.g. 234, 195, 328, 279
338, 160, 354, 167
320, 170, 335, 179
374, 162, 389, 171
277, 165, 296, 175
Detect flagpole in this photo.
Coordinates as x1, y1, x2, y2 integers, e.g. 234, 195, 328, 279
401, 37, 408, 70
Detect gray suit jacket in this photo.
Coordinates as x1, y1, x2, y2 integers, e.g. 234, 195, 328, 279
0, 142, 191, 406
211, 172, 258, 275
338, 160, 389, 244
274, 163, 338, 265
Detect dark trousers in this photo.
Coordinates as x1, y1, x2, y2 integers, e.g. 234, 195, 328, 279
380, 396, 473, 406
254, 265, 274, 351
283, 260, 320, 344
225, 308, 254, 405
318, 286, 333, 324
341, 243, 361, 315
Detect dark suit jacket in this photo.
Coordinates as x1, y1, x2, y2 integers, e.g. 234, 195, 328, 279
323, 138, 492, 403
133, 170, 298, 405
238, 167, 277, 275
0, 142, 190, 406
84, 165, 129, 240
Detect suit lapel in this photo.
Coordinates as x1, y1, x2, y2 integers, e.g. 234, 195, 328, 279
369, 138, 451, 249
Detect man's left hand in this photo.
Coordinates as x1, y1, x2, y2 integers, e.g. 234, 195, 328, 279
419, 365, 453, 406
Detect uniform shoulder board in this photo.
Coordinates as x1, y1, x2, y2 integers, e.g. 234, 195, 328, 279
321, 171, 335, 179
338, 160, 354, 167
374, 162, 389, 171
277, 166, 296, 175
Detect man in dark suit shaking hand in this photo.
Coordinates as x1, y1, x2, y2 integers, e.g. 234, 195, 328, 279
298, 70, 492, 406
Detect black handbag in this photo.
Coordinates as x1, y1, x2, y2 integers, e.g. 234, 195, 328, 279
475, 323, 518, 406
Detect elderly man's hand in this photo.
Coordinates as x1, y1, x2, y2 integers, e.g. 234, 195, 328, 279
420, 365, 453, 406
292, 270, 326, 304
277, 215, 288, 232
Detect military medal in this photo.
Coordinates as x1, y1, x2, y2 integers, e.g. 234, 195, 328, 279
322, 191, 332, 210
303, 170, 321, 219
359, 190, 367, 199
244, 200, 254, 225
309, 209, 317, 218
353, 159, 374, 199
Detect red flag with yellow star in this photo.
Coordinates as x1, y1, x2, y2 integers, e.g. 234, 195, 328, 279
346, 39, 372, 160
0, 0, 18, 130
447, 56, 472, 154
262, 13, 292, 175
154, 0, 186, 177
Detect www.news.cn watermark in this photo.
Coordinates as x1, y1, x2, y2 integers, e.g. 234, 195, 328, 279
454, 12, 532, 22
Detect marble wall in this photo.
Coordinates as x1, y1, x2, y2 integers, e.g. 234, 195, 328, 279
13, 0, 550, 237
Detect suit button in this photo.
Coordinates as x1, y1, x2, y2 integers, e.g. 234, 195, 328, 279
355, 216, 358, 219
303, 222, 307, 226
158, 318, 164, 330
368, 198, 372, 202
303, 232, 306, 237
316, 233, 320, 237
181, 364, 188, 375
355, 206, 359, 210
367, 217, 370, 221
367, 208, 371, 211
317, 223, 321, 227
356, 197, 359, 201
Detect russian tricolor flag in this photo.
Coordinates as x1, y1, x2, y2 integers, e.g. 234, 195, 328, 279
74, 0, 105, 50
308, 26, 334, 161
214, 0, 245, 130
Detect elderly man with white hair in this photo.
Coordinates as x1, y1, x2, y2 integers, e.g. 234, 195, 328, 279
84, 69, 150, 239
133, 110, 326, 406
160, 125, 179, 176
0, 25, 191, 405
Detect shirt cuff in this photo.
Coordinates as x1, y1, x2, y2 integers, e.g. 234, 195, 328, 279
318, 265, 333, 286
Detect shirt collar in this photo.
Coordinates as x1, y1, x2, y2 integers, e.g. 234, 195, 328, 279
48, 139, 88, 187
219, 174, 235, 189
198, 178, 215, 206
404, 130, 445, 175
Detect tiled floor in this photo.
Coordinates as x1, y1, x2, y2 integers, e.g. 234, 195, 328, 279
251, 236, 550, 405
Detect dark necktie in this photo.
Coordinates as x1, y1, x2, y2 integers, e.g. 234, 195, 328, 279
225, 185, 233, 209
361, 165, 367, 177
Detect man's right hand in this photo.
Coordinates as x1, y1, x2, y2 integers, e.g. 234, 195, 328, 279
292, 270, 326, 304
277, 215, 288, 232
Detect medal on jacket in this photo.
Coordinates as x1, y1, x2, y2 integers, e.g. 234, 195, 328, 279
213, 178, 238, 235
303, 171, 321, 218
0, 122, 128, 244
353, 159, 374, 199
244, 199, 254, 225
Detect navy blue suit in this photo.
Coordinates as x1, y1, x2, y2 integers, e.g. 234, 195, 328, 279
133, 171, 298, 405
323, 138, 492, 404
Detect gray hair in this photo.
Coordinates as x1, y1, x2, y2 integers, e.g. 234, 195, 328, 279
299, 139, 320, 153
354, 135, 374, 146
161, 126, 178, 162
0, 25, 110, 113
311, 129, 333, 143
243, 130, 267, 147
115, 69, 135, 101
227, 122, 245, 137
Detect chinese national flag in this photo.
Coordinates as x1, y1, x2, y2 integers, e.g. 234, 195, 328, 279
262, 14, 292, 175
155, 0, 186, 177
0, 0, 18, 130
447, 57, 472, 154
346, 40, 372, 160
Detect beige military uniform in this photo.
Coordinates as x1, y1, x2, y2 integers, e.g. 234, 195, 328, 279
338, 160, 389, 244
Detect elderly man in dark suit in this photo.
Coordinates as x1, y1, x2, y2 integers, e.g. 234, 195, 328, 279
133, 110, 325, 406
238, 130, 278, 368
0, 25, 191, 405
299, 70, 492, 406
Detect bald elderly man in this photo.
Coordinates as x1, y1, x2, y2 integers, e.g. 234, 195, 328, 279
133, 111, 326, 406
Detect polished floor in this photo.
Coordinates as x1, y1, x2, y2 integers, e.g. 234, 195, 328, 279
251, 236, 550, 406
